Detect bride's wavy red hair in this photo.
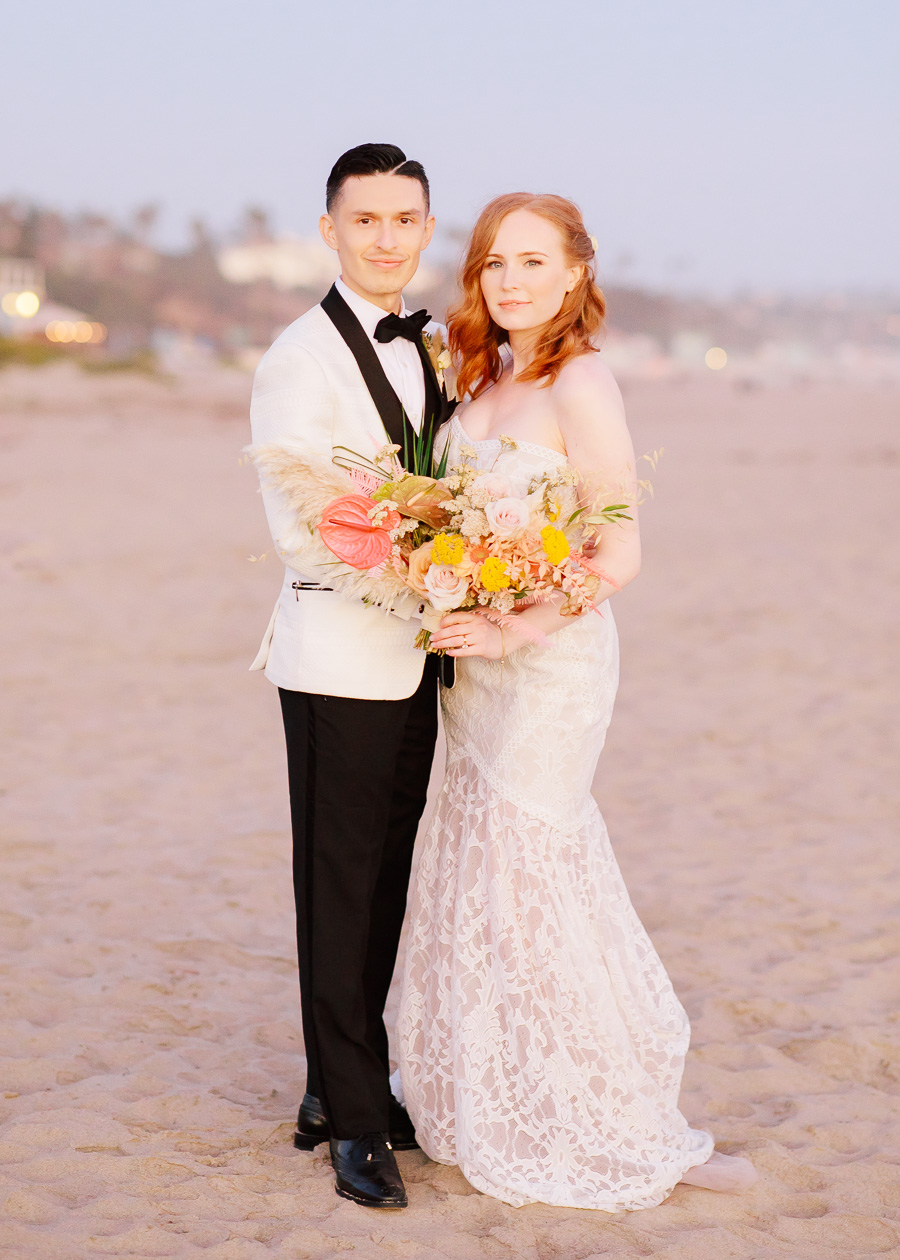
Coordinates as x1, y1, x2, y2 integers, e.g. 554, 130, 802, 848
448, 193, 605, 400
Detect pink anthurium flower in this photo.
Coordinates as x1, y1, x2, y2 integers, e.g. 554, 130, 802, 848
318, 494, 397, 570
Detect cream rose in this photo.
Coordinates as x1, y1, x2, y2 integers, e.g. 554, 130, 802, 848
484, 496, 532, 538
471, 472, 513, 500
422, 564, 470, 612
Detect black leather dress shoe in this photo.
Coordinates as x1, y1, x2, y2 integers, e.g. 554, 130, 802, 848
386, 1095, 419, 1151
293, 1093, 419, 1152
330, 1132, 407, 1208
293, 1092, 330, 1150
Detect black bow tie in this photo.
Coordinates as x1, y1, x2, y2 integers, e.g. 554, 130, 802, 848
374, 309, 431, 344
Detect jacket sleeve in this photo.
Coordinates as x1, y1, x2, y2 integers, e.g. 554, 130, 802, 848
249, 340, 335, 579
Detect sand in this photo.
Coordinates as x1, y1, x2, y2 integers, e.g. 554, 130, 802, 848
0, 361, 898, 1258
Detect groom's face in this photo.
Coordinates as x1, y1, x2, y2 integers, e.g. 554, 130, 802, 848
320, 174, 435, 308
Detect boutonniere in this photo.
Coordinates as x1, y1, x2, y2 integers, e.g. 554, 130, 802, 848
421, 327, 456, 399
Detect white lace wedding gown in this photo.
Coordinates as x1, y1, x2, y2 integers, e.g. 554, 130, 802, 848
396, 420, 736, 1211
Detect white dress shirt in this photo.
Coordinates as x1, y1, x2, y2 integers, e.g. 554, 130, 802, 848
335, 276, 425, 432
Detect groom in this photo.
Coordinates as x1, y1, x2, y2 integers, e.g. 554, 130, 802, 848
249, 144, 454, 1208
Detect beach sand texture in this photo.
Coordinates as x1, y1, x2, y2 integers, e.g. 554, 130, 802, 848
1, 363, 898, 1259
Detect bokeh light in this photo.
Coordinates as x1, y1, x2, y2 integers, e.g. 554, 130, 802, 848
45, 320, 107, 344
15, 291, 41, 318
1, 293, 19, 316
705, 347, 728, 370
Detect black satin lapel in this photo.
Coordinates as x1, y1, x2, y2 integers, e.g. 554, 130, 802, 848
320, 285, 411, 454
417, 339, 442, 415
412, 338, 440, 454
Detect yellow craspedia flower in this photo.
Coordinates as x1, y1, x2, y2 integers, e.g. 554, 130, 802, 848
541, 525, 570, 565
432, 532, 465, 565
480, 557, 511, 590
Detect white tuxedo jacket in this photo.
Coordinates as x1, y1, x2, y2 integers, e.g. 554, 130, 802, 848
249, 302, 435, 700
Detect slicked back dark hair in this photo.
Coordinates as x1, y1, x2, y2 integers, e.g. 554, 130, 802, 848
325, 143, 430, 214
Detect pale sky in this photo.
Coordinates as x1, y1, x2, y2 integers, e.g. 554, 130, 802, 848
4, 0, 898, 293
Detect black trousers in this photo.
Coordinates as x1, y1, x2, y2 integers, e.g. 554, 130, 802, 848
278, 655, 438, 1138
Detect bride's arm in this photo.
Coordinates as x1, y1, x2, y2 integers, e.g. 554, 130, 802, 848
432, 358, 641, 659
518, 356, 642, 633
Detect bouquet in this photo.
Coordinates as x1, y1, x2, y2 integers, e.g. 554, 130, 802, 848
249, 437, 631, 656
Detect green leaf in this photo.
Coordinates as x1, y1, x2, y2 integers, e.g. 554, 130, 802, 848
389, 475, 454, 528
434, 446, 450, 478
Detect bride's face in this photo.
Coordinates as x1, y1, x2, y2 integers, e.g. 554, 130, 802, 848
480, 210, 582, 334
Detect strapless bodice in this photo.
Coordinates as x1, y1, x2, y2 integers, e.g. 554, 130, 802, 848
443, 414, 568, 495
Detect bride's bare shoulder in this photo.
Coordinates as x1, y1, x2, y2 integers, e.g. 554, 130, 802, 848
552, 353, 626, 435
554, 352, 622, 399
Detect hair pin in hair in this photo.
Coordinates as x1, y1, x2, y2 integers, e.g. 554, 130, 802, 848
588, 235, 598, 254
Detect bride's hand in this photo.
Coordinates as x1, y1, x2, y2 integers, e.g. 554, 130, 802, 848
430, 611, 501, 658
430, 611, 529, 659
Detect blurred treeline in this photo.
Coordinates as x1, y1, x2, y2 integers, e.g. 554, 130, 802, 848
1, 200, 895, 358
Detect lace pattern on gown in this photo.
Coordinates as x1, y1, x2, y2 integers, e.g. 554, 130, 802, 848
397, 421, 715, 1210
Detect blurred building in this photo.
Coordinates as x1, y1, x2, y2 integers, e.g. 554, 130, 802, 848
0, 256, 106, 345
0, 257, 45, 334
217, 234, 438, 296
218, 235, 336, 291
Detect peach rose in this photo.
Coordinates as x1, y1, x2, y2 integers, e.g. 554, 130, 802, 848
422, 564, 470, 612
406, 542, 434, 596
484, 496, 532, 538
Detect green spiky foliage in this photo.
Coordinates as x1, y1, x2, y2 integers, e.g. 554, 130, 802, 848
402, 411, 450, 478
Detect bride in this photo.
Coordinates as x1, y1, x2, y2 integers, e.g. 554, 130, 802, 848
395, 193, 756, 1210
